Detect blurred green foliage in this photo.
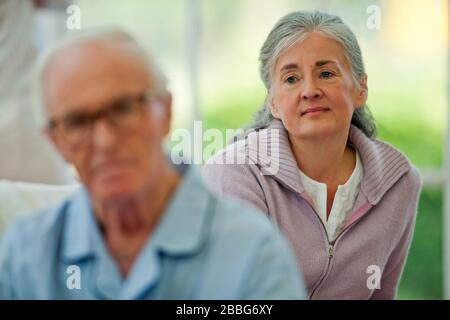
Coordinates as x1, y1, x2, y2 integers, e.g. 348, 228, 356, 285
400, 188, 443, 299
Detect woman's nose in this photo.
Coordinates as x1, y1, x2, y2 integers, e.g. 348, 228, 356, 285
301, 78, 322, 101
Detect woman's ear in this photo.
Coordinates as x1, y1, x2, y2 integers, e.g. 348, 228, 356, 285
355, 75, 368, 109
268, 93, 281, 119
270, 104, 280, 119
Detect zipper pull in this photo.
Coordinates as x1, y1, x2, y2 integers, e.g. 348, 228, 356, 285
328, 245, 334, 257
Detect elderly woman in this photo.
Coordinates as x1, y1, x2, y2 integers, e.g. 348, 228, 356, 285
203, 11, 421, 299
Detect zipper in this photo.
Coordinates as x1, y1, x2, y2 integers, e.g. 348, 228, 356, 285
304, 199, 335, 299
304, 196, 372, 299
309, 242, 334, 299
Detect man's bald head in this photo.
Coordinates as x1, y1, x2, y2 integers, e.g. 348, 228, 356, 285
32, 27, 168, 129
37, 28, 174, 202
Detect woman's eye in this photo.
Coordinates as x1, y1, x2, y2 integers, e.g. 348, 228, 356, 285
320, 71, 334, 79
285, 76, 299, 84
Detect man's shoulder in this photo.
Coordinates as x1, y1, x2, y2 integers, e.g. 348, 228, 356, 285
0, 195, 72, 254
189, 163, 271, 237
206, 190, 275, 242
202, 189, 305, 299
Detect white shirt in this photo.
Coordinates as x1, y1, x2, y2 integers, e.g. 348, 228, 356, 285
298, 150, 363, 243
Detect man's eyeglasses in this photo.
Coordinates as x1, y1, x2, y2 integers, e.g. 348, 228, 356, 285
47, 92, 155, 147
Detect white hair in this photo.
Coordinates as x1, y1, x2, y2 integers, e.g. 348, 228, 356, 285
31, 26, 169, 129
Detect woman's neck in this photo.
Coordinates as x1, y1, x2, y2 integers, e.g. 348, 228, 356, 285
289, 130, 356, 219
289, 130, 356, 187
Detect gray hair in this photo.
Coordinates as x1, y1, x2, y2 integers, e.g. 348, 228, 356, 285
31, 27, 169, 129
245, 10, 376, 138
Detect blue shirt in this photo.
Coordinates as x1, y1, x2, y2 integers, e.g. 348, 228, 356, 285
0, 166, 305, 299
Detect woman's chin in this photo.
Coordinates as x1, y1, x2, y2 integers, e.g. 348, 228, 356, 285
290, 122, 338, 140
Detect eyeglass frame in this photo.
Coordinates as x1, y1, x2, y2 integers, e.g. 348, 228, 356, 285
46, 90, 159, 147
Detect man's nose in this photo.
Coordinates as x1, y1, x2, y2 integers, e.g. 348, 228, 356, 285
91, 119, 118, 151
301, 78, 322, 101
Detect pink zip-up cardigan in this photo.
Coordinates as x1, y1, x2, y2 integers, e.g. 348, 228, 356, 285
202, 119, 421, 299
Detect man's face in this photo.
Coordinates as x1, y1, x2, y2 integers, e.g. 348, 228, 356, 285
44, 42, 171, 201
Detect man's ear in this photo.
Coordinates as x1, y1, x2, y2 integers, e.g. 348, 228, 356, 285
158, 92, 172, 136
355, 74, 368, 109
44, 127, 58, 151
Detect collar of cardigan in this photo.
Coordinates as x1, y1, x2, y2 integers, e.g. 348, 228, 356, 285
245, 119, 412, 206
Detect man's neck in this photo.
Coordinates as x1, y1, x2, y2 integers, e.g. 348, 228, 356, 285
93, 164, 181, 278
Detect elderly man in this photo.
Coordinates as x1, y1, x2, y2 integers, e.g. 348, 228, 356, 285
0, 29, 305, 299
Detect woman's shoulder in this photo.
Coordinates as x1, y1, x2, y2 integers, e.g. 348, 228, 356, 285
204, 136, 249, 166
398, 164, 422, 198
350, 126, 422, 203
350, 126, 414, 173
202, 133, 272, 213
202, 136, 260, 187
362, 136, 420, 185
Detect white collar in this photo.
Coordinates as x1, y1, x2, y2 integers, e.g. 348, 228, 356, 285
298, 150, 364, 242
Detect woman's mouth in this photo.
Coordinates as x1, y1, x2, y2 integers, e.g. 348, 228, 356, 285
301, 107, 330, 116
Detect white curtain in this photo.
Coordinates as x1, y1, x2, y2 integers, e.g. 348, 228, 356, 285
0, 0, 74, 184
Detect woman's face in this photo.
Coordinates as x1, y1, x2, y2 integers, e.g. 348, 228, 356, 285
270, 32, 367, 140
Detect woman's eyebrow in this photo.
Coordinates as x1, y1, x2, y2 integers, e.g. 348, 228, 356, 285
279, 60, 339, 72
315, 60, 338, 67
279, 63, 299, 72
